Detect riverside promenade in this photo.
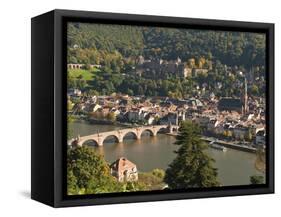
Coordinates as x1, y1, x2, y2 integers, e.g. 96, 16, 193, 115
166, 133, 257, 153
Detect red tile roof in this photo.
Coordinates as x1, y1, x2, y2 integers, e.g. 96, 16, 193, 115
110, 157, 136, 175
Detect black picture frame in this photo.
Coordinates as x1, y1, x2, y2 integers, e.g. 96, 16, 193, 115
31, 9, 274, 207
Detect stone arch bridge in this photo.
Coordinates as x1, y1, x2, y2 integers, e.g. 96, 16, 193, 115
72, 125, 178, 147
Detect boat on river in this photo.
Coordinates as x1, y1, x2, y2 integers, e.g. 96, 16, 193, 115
209, 141, 227, 152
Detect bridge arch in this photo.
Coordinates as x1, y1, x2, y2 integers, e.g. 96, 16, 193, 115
140, 129, 155, 137
102, 134, 121, 145
156, 126, 168, 134
82, 139, 99, 147
123, 131, 138, 140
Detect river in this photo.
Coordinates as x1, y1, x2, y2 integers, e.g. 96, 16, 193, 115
69, 120, 264, 186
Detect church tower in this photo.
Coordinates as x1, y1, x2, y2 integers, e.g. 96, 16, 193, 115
243, 77, 249, 114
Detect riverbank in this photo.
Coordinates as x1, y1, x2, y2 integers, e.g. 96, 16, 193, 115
255, 149, 266, 173
202, 137, 257, 153
167, 132, 257, 154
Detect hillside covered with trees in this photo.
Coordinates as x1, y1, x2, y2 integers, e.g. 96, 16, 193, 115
67, 22, 266, 99
68, 22, 265, 68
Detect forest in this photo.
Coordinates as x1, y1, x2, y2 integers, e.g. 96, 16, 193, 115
68, 22, 265, 67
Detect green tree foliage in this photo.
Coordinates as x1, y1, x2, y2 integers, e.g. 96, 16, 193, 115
67, 169, 79, 194
250, 175, 264, 184
67, 22, 144, 59
122, 182, 146, 192
164, 121, 220, 189
67, 115, 74, 140
152, 169, 165, 179
106, 112, 116, 122
143, 28, 265, 67
245, 130, 253, 142
67, 146, 165, 194
138, 171, 166, 191
67, 23, 265, 98
250, 84, 259, 96
68, 23, 265, 68
67, 146, 123, 194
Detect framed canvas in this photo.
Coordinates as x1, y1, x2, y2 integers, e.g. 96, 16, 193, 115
31, 9, 274, 207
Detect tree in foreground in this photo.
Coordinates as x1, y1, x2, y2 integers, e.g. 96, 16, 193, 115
250, 175, 264, 184
164, 121, 220, 189
67, 146, 123, 195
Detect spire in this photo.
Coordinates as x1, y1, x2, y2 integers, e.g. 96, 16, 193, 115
244, 77, 247, 95
244, 77, 248, 114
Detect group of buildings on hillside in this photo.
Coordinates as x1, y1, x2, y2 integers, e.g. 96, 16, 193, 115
134, 56, 210, 79
68, 55, 265, 85
68, 80, 266, 147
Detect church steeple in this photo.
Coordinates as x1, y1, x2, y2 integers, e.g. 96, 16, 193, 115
243, 77, 248, 114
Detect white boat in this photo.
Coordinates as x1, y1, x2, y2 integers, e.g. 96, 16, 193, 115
209, 142, 227, 152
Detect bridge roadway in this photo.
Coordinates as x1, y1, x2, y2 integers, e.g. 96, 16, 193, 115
72, 124, 178, 146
